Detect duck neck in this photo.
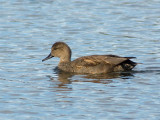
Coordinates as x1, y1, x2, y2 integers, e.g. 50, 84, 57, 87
59, 49, 72, 63
60, 55, 71, 63
59, 44, 72, 63
60, 46, 72, 63
58, 56, 72, 72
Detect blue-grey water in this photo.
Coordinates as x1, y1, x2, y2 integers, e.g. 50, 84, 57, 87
0, 0, 160, 120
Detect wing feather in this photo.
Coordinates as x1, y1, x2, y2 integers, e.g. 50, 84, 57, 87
72, 55, 130, 67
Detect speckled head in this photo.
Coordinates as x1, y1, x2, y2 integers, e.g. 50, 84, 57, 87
42, 42, 72, 62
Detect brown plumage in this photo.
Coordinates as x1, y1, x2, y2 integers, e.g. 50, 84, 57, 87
42, 42, 137, 74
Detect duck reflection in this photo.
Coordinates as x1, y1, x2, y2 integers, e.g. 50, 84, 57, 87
47, 68, 134, 88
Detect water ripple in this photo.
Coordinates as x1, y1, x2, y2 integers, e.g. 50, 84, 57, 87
0, 0, 160, 120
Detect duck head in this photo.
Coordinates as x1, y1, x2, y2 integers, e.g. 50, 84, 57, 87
42, 42, 72, 62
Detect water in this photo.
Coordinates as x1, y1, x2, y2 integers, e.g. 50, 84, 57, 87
0, 0, 160, 119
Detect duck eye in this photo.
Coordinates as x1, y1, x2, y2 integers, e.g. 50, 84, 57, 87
54, 48, 58, 50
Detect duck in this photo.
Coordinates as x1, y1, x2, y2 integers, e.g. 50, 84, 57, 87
42, 42, 137, 74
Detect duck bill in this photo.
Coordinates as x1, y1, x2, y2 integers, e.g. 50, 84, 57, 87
42, 53, 54, 62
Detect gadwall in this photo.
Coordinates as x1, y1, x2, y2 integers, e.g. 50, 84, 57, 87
42, 42, 137, 74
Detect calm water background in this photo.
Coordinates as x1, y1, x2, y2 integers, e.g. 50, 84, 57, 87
0, 0, 160, 119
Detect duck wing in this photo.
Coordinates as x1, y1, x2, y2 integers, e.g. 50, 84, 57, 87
72, 55, 132, 67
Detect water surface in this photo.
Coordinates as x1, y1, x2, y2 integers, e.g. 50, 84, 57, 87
0, 0, 160, 120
